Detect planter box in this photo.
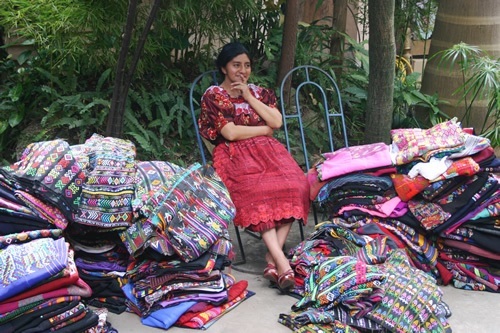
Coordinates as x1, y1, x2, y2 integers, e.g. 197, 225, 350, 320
412, 39, 431, 57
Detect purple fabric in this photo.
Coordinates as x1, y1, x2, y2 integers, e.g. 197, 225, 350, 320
159, 290, 228, 307
74, 259, 126, 272
0, 238, 68, 302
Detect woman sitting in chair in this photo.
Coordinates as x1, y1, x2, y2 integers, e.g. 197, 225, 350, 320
198, 41, 310, 291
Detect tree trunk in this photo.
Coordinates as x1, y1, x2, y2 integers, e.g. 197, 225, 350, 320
364, 0, 395, 144
330, 0, 348, 83
106, 0, 161, 138
106, 0, 138, 138
277, 0, 302, 105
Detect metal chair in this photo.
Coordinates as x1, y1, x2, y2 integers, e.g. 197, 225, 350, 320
189, 70, 261, 266
279, 65, 349, 224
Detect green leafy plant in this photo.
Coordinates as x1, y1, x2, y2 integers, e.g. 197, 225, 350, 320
40, 69, 112, 144
392, 71, 448, 129
432, 42, 500, 147
123, 86, 192, 165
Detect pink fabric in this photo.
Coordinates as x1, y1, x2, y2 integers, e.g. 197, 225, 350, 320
391, 118, 466, 165
318, 143, 392, 181
339, 197, 407, 218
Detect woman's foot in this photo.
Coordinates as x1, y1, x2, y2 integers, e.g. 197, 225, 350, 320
263, 263, 278, 283
263, 252, 278, 283
273, 255, 294, 291
278, 269, 295, 290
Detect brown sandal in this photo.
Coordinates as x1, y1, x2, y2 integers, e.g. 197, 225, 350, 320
263, 264, 278, 283
278, 269, 295, 290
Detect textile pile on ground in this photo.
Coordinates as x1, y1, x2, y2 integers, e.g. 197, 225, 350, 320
281, 118, 499, 332
0, 134, 251, 332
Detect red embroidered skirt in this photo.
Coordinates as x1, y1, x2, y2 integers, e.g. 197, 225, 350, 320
212, 136, 310, 232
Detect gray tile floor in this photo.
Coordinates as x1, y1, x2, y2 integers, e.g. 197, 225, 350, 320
107, 216, 500, 332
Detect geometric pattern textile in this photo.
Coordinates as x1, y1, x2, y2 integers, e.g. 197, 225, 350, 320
148, 163, 236, 261
0, 139, 86, 219
73, 134, 137, 228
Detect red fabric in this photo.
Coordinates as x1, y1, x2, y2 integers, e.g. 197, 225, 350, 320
213, 137, 310, 231
391, 173, 429, 201
471, 146, 495, 164
307, 167, 327, 201
435, 261, 453, 285
0, 278, 92, 314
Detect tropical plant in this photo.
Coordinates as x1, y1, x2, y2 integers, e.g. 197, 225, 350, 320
431, 42, 500, 147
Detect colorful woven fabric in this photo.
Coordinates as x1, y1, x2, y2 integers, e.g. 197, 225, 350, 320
2, 248, 78, 304
391, 173, 429, 201
408, 200, 451, 231
14, 190, 69, 229
0, 229, 63, 249
279, 308, 379, 332
175, 280, 249, 329
430, 156, 480, 183
132, 161, 183, 218
0, 139, 85, 218
365, 249, 451, 333
138, 163, 235, 261
176, 291, 252, 330
293, 255, 386, 317
73, 134, 136, 228
0, 237, 69, 302
391, 118, 466, 165
0, 195, 33, 215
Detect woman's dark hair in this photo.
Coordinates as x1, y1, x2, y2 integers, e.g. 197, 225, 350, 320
215, 42, 251, 76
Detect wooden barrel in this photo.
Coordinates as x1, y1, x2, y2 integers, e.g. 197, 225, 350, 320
419, 0, 500, 133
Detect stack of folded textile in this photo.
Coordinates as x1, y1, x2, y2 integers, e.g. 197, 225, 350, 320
119, 162, 253, 330
0, 234, 102, 332
0, 133, 256, 332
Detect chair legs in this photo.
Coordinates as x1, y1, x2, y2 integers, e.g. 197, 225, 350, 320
232, 225, 247, 266
312, 202, 319, 225
298, 220, 305, 241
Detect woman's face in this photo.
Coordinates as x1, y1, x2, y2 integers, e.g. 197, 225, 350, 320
222, 53, 251, 84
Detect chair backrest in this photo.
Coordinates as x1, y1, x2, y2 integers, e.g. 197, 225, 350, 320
189, 70, 220, 165
279, 65, 349, 171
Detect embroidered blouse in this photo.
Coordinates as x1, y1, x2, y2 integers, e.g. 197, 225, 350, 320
198, 84, 278, 146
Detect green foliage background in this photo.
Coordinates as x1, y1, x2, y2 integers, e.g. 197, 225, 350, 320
0, 0, 445, 166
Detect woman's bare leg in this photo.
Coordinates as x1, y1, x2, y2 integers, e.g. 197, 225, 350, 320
276, 221, 293, 249
261, 227, 292, 275
263, 221, 294, 267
